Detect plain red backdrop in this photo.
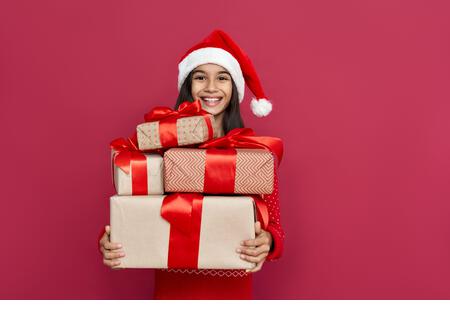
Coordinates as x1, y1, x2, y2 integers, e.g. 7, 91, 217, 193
1, 0, 449, 299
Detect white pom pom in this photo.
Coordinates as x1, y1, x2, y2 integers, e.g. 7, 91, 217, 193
250, 98, 272, 117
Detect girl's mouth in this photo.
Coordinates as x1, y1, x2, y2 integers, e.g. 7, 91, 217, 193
201, 97, 223, 107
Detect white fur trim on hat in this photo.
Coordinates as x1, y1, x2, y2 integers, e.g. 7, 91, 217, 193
250, 98, 272, 117
178, 47, 245, 102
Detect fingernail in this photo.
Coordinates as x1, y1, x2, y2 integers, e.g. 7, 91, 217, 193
118, 244, 122, 248
236, 248, 241, 253
240, 254, 245, 259
240, 241, 244, 245
120, 253, 125, 257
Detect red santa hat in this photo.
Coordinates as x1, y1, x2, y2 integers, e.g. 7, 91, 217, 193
177, 29, 272, 117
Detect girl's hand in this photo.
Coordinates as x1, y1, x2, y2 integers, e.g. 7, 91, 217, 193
237, 221, 273, 273
99, 225, 125, 269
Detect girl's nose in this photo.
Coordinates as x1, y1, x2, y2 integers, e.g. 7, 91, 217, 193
205, 80, 218, 92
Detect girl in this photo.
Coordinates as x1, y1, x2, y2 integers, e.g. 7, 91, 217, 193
99, 29, 284, 299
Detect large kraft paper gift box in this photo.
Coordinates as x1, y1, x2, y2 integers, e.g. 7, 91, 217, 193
164, 148, 274, 194
110, 138, 164, 195
136, 100, 217, 151
110, 195, 256, 269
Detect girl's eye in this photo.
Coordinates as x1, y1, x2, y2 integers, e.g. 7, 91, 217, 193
194, 76, 205, 80
218, 76, 230, 81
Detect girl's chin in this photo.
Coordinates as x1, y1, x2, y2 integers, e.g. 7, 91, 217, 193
201, 104, 226, 115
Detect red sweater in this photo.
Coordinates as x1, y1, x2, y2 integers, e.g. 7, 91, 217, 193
99, 169, 284, 299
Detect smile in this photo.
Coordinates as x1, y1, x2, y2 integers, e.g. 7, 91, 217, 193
201, 97, 223, 107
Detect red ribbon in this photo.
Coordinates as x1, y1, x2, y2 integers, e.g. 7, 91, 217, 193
203, 148, 237, 194
160, 193, 269, 269
199, 128, 284, 166
251, 195, 269, 230
161, 193, 203, 269
110, 136, 148, 195
143, 100, 214, 149
198, 128, 283, 194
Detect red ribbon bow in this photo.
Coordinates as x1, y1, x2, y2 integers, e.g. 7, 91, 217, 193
110, 135, 148, 195
144, 99, 210, 122
110, 136, 141, 175
199, 128, 284, 165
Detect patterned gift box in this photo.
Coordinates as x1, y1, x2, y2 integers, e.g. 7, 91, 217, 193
136, 100, 218, 151
163, 148, 274, 194
110, 195, 256, 269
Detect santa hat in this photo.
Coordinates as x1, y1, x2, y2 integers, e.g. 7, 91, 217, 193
178, 29, 272, 117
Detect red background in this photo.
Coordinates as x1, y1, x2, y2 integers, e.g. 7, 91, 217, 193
1, 0, 449, 299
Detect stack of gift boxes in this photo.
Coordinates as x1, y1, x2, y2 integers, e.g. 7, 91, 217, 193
109, 100, 282, 270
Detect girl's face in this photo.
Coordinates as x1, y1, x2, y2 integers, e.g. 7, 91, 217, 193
191, 63, 233, 116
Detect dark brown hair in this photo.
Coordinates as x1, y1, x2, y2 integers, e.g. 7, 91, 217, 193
174, 70, 244, 134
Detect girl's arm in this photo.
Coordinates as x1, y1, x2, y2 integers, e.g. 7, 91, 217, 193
263, 167, 284, 261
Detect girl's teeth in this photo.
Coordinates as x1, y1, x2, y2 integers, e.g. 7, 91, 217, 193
202, 97, 222, 106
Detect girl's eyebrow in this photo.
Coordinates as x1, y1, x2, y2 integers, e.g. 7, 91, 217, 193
193, 70, 231, 76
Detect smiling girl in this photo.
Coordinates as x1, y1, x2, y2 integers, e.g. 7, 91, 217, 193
99, 29, 284, 299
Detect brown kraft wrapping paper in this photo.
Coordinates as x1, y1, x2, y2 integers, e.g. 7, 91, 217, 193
109, 195, 256, 269
164, 148, 274, 194
111, 151, 164, 195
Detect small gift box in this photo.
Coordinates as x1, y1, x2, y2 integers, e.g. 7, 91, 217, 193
164, 148, 274, 194
110, 137, 164, 195
110, 194, 265, 269
136, 100, 217, 151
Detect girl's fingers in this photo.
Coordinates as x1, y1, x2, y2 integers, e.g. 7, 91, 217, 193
101, 226, 122, 250
103, 258, 122, 268
237, 244, 270, 256
99, 232, 108, 245
110, 259, 121, 268
254, 221, 262, 235
100, 226, 123, 269
246, 260, 265, 273
239, 251, 268, 263
103, 241, 122, 250
241, 235, 269, 248
104, 251, 125, 260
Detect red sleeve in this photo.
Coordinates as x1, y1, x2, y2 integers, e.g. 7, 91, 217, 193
262, 167, 284, 261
